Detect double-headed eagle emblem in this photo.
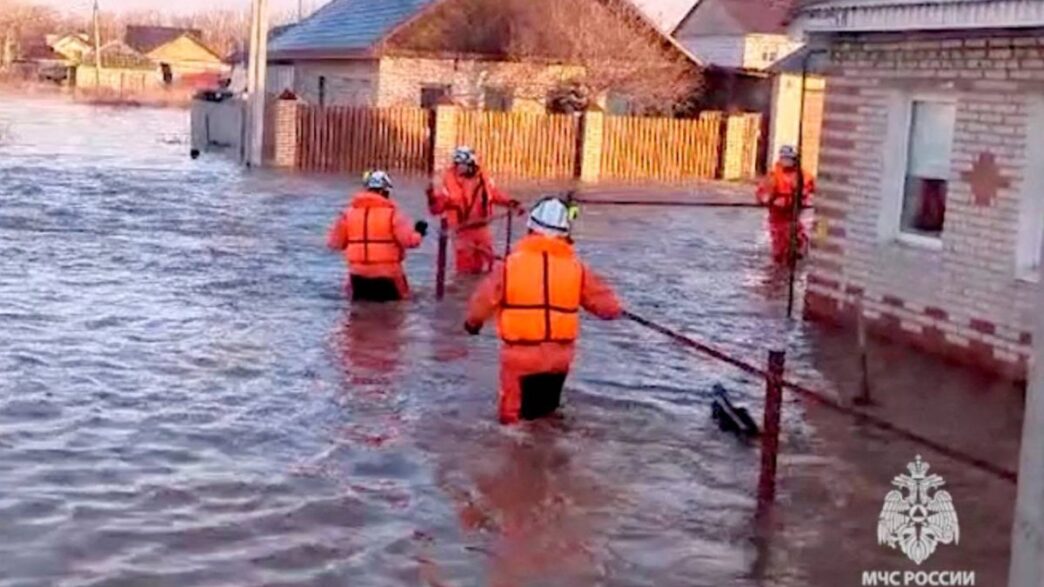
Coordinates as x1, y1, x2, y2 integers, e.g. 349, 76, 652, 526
877, 455, 960, 565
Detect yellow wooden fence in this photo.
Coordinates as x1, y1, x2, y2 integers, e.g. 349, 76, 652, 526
455, 110, 580, 180
600, 113, 723, 182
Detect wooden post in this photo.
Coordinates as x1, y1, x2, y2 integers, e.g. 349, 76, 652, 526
435, 218, 448, 300
758, 350, 786, 508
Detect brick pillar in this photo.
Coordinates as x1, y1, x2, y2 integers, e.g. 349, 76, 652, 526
579, 108, 605, 183
432, 102, 460, 176
272, 97, 299, 168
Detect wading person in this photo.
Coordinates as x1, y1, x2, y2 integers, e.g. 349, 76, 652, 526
757, 145, 815, 264
427, 146, 520, 274
463, 196, 622, 424
327, 171, 428, 302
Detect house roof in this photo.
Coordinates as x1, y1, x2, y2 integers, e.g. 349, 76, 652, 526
629, 0, 700, 33
84, 41, 156, 70
794, 0, 1044, 32
19, 44, 63, 62
270, 0, 701, 65
125, 25, 205, 54
675, 0, 799, 36
269, 0, 435, 58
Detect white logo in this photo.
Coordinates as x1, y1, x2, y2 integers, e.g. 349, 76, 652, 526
877, 455, 960, 565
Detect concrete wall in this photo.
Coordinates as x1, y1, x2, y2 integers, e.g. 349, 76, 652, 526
376, 57, 583, 113
805, 30, 1044, 377
191, 98, 244, 153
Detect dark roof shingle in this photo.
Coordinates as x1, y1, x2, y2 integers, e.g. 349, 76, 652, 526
125, 25, 204, 54
269, 0, 436, 57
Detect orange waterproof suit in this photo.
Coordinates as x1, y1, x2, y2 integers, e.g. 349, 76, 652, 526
327, 191, 423, 301
466, 234, 623, 424
429, 168, 514, 274
757, 163, 816, 263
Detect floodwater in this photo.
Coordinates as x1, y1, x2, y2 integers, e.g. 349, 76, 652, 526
0, 95, 1026, 587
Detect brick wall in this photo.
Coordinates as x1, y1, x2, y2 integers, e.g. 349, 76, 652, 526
377, 57, 583, 112
807, 28, 1044, 378
293, 61, 379, 106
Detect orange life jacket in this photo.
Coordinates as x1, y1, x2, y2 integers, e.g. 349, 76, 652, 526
498, 236, 583, 344
443, 169, 493, 225
344, 193, 403, 266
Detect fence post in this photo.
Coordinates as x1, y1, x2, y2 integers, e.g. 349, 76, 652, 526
758, 350, 786, 508
579, 107, 605, 183
435, 218, 449, 300
272, 96, 300, 168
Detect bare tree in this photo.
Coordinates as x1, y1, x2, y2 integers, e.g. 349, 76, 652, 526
385, 0, 702, 112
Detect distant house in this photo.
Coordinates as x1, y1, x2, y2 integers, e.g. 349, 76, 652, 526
266, 0, 699, 112
48, 33, 92, 64
124, 25, 226, 83
673, 0, 802, 71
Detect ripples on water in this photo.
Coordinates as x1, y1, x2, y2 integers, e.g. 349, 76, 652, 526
0, 97, 1021, 586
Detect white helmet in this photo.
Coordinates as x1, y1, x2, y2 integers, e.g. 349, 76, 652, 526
453, 146, 476, 166
363, 170, 393, 192
527, 197, 572, 237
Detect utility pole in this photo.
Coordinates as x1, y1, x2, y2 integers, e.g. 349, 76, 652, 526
1009, 279, 1044, 586
245, 0, 269, 167
92, 0, 102, 89
298, 0, 304, 22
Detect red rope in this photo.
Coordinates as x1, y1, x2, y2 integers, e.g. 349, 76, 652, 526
623, 310, 1018, 484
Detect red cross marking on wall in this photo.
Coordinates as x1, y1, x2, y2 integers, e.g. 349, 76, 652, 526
961, 152, 1011, 207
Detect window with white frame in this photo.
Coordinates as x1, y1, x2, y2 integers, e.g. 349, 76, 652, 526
899, 101, 956, 238
1016, 96, 1044, 280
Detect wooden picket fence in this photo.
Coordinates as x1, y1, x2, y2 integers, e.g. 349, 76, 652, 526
456, 110, 580, 180
280, 103, 763, 182
600, 112, 723, 181
296, 106, 432, 173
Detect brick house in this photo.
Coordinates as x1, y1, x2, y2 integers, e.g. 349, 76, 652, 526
791, 0, 1044, 377
266, 0, 699, 112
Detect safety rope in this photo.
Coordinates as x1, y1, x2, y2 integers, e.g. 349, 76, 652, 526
623, 310, 1018, 484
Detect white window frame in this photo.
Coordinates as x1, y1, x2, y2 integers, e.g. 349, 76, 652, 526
877, 92, 956, 252
1016, 95, 1044, 283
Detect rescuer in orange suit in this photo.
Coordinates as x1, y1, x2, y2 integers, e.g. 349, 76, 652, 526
757, 145, 815, 264
464, 196, 623, 424
427, 146, 521, 274
327, 171, 428, 302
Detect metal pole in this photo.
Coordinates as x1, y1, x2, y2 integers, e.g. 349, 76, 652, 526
786, 48, 827, 319
854, 302, 873, 406
758, 350, 786, 507
92, 0, 102, 89
245, 0, 269, 167
504, 211, 513, 257
435, 218, 448, 300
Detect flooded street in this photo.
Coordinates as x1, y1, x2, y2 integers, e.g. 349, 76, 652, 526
0, 96, 1024, 586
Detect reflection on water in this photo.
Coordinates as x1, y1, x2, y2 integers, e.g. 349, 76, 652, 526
0, 96, 1021, 586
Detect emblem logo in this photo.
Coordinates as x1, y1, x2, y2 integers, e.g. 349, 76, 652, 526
877, 455, 960, 565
